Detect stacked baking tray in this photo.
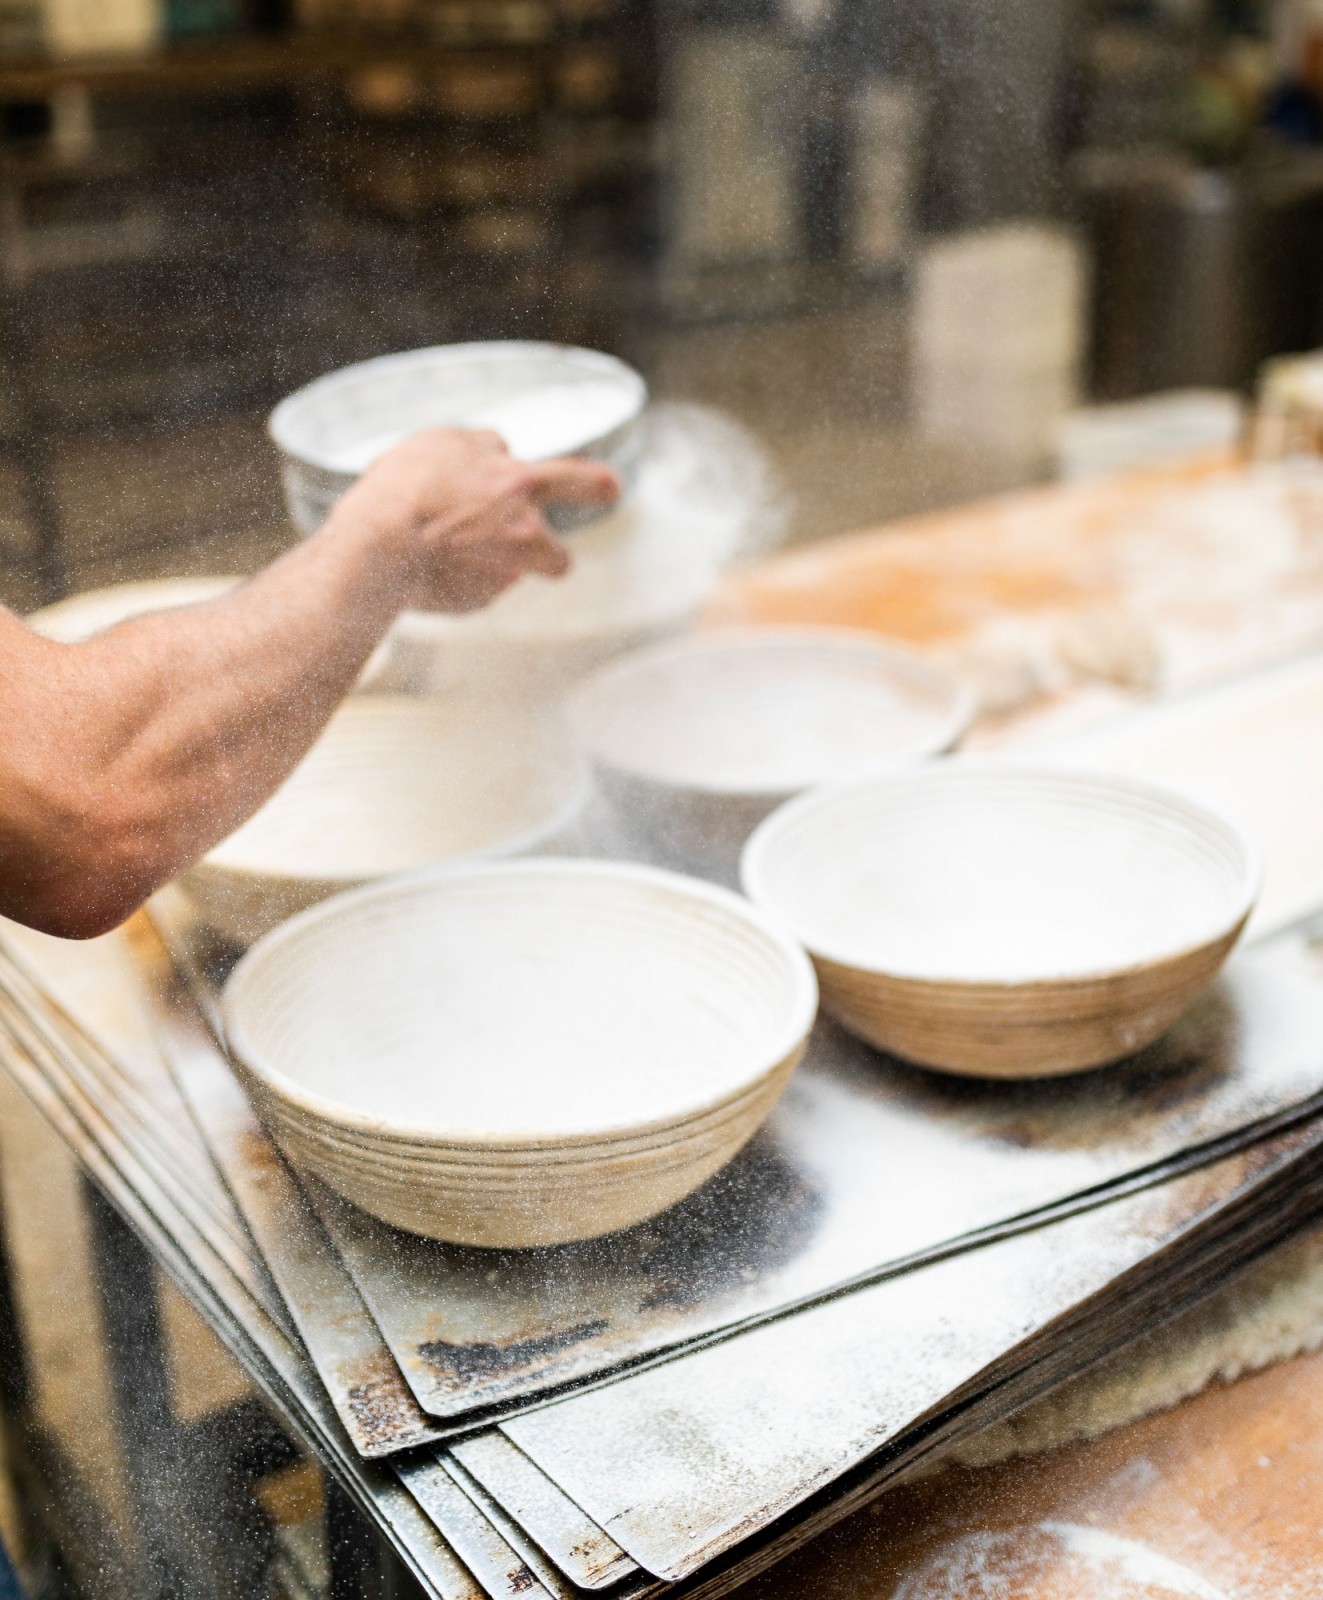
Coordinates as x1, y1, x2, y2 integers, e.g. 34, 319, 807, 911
4, 879, 1323, 1599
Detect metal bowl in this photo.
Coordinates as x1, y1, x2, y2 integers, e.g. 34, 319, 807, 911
268, 341, 648, 536
566, 628, 975, 880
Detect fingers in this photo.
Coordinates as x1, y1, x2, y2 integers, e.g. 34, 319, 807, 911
525, 455, 622, 508
409, 425, 509, 456
505, 512, 570, 579
462, 428, 511, 456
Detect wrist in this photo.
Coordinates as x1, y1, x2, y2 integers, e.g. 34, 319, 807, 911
317, 490, 422, 618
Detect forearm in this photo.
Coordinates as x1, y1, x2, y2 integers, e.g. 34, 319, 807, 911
0, 513, 407, 936
0, 426, 615, 939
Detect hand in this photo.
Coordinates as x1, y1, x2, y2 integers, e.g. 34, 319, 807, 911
328, 427, 621, 613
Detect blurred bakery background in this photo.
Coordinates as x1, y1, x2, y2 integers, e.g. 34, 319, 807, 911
0, 0, 1321, 606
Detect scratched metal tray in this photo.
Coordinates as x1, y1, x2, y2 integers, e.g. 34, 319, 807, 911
500, 1118, 1323, 1585
0, 920, 622, 1600
127, 911, 1323, 1593
0, 929, 488, 1600
269, 939, 1323, 1423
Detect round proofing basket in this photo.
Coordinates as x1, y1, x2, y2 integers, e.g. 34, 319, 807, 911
261, 1057, 787, 1169
276, 1133, 753, 1247
269, 341, 647, 536
566, 628, 975, 879
182, 696, 587, 945
223, 859, 817, 1245
742, 764, 1257, 1079
262, 1067, 799, 1246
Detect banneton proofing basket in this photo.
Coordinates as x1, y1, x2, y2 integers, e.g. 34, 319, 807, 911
268, 341, 648, 536
222, 859, 818, 1246
182, 696, 587, 946
742, 764, 1258, 1080
565, 628, 975, 879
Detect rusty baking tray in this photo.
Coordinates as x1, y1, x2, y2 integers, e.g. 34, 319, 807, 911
499, 1121, 1323, 1585
0, 930, 488, 1600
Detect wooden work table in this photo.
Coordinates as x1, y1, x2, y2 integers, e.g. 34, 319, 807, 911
743, 1347, 1323, 1599
710, 450, 1323, 740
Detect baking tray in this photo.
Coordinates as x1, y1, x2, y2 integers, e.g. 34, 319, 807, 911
0, 929, 488, 1600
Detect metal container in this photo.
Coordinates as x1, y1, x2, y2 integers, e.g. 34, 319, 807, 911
268, 341, 648, 536
1082, 151, 1323, 400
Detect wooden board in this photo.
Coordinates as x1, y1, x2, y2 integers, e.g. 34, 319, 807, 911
1044, 653, 1323, 941
739, 1337, 1323, 1600
708, 455, 1323, 725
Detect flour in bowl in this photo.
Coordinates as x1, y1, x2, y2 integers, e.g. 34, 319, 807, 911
325, 377, 637, 473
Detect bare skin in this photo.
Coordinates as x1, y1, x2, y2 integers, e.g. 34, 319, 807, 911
0, 428, 619, 939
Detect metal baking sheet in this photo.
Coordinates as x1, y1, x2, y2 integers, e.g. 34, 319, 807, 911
132, 893, 451, 1458
662, 1148, 1323, 1600
130, 882, 1323, 1592
0, 952, 288, 1334
397, 1455, 565, 1600
448, 1433, 638, 1591
301, 943, 1323, 1420
139, 919, 449, 1457
503, 1121, 1323, 1583
124, 910, 604, 1587
440, 1456, 594, 1600
11, 912, 1323, 1600
0, 932, 488, 1600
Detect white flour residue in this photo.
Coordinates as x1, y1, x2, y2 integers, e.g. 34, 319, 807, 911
892, 1522, 1233, 1600
325, 376, 638, 471
1042, 1523, 1232, 1599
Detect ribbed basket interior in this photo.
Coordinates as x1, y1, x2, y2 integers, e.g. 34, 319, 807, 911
569, 630, 970, 793
225, 861, 814, 1144
744, 766, 1254, 983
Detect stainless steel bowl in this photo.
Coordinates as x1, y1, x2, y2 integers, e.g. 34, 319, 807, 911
268, 341, 648, 536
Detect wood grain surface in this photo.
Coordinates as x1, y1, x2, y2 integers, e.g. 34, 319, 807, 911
741, 1345, 1323, 1599
707, 454, 1323, 731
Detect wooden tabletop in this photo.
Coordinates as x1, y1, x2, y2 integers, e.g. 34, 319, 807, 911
743, 1343, 1323, 1599
708, 452, 1323, 736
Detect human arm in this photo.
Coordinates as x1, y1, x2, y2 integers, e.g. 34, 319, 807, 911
0, 428, 618, 938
